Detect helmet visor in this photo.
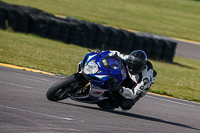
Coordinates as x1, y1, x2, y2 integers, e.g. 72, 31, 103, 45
127, 62, 144, 75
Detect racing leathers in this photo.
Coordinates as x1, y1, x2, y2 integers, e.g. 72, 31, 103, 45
108, 51, 157, 110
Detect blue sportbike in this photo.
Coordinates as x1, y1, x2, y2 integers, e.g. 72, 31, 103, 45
46, 49, 127, 110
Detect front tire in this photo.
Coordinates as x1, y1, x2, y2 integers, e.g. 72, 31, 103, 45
46, 73, 78, 101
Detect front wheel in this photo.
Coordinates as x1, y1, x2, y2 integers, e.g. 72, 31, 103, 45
46, 73, 78, 101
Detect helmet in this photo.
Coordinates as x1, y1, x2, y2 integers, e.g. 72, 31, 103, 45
127, 50, 147, 75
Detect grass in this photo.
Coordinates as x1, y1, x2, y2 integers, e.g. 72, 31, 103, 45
3, 0, 200, 42
0, 30, 88, 75
0, 29, 200, 102
150, 57, 200, 102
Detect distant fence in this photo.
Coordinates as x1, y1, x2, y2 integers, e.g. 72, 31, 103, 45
0, 1, 177, 62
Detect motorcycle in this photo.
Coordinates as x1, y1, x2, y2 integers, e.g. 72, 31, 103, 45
46, 49, 127, 110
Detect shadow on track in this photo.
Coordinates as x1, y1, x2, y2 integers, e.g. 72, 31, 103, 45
58, 101, 200, 131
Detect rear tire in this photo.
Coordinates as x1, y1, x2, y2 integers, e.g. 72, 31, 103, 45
46, 73, 78, 101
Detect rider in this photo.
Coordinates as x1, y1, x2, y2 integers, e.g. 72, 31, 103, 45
102, 49, 157, 111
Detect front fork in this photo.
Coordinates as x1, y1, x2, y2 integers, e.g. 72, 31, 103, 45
70, 72, 89, 95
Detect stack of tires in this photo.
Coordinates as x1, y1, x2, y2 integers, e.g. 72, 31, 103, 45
139, 33, 177, 62
0, 2, 83, 45
0, 2, 43, 32
0, 1, 177, 62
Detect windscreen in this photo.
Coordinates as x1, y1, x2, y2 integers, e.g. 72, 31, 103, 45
102, 58, 122, 70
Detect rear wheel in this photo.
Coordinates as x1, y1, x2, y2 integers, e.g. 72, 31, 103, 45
46, 73, 78, 101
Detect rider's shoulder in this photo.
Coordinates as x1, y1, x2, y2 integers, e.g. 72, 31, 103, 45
146, 60, 153, 70
146, 61, 157, 77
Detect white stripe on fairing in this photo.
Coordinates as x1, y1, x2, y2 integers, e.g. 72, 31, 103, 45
95, 75, 109, 79
87, 54, 96, 62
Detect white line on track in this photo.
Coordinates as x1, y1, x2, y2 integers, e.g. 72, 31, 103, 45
0, 80, 35, 89
0, 104, 74, 121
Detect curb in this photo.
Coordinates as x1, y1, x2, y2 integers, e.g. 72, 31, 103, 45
0, 63, 55, 76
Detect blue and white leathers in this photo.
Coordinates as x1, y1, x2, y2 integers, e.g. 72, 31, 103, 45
105, 51, 155, 99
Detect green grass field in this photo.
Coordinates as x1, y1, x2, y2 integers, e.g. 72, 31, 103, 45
3, 0, 200, 42
1, 30, 200, 102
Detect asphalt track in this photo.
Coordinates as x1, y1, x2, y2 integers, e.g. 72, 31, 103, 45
0, 66, 200, 133
175, 39, 200, 61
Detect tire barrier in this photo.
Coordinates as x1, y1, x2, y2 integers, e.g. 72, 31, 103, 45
83, 22, 98, 48
132, 33, 145, 51
139, 33, 153, 57
0, 3, 6, 29
106, 27, 123, 50
6, 6, 19, 31
119, 30, 135, 54
28, 13, 50, 37
0, 2, 177, 62
15, 5, 44, 33
161, 40, 177, 62
93, 25, 111, 49
149, 35, 164, 60
56, 21, 70, 43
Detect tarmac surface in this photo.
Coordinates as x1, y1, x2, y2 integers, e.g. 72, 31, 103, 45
0, 66, 200, 133
175, 39, 200, 61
